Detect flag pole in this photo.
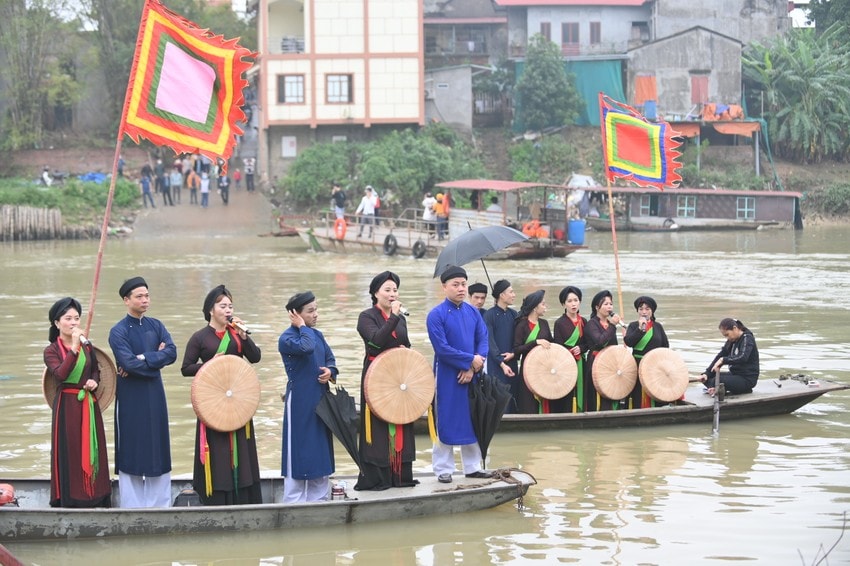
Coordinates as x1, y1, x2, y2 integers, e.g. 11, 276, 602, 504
605, 178, 624, 318
84, 0, 150, 337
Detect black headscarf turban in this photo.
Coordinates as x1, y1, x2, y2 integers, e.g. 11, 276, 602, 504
558, 286, 582, 305
369, 271, 400, 305
440, 265, 467, 283
591, 290, 612, 316
492, 279, 511, 299
286, 291, 316, 312
633, 295, 658, 320
518, 290, 545, 318
119, 276, 148, 299
48, 297, 82, 343
203, 284, 231, 322
468, 282, 488, 296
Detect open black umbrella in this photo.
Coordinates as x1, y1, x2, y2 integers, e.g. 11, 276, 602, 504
433, 225, 529, 280
315, 386, 361, 468
468, 373, 512, 467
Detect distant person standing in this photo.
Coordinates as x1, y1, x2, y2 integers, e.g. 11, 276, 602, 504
244, 158, 256, 192
217, 172, 230, 206
139, 174, 156, 209
169, 166, 183, 205
233, 168, 242, 191
160, 171, 174, 207
154, 159, 165, 194
422, 192, 437, 234
117, 155, 125, 178
200, 172, 211, 208
186, 168, 200, 205
108, 277, 177, 508
355, 186, 378, 238
331, 182, 347, 219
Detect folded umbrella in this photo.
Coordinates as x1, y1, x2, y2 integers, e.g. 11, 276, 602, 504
433, 225, 528, 278
315, 386, 361, 469
468, 373, 512, 467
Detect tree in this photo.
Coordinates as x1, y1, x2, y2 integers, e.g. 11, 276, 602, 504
0, 0, 82, 149
805, 0, 850, 30
514, 34, 581, 132
743, 24, 850, 163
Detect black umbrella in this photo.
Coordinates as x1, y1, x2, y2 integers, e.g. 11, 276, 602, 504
315, 386, 361, 468
468, 373, 512, 467
433, 225, 529, 281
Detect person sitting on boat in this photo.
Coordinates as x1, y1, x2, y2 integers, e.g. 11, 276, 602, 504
553, 286, 587, 413
44, 297, 112, 508
278, 291, 338, 502
512, 290, 554, 414
623, 296, 670, 408
180, 285, 263, 505
484, 280, 519, 414
585, 290, 626, 411
354, 271, 418, 491
468, 282, 488, 315
698, 318, 760, 396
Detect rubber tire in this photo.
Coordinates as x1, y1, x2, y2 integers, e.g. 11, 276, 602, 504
663, 217, 675, 228
412, 240, 427, 259
383, 234, 398, 256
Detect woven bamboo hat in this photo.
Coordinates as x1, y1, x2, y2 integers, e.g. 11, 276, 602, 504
42, 345, 117, 412
522, 345, 577, 399
592, 345, 637, 400
191, 355, 260, 432
364, 348, 435, 424
638, 348, 689, 402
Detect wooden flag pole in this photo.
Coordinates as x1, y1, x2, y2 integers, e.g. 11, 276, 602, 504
605, 178, 625, 318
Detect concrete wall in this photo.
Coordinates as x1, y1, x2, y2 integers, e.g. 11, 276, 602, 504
652, 0, 791, 44
628, 28, 742, 116
424, 67, 472, 135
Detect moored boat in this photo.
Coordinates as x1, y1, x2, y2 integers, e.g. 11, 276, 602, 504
0, 470, 535, 540
410, 377, 848, 434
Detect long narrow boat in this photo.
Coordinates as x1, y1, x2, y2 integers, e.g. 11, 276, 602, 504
0, 470, 535, 541
411, 378, 849, 434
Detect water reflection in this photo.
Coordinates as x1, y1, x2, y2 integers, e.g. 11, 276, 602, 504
2, 224, 850, 564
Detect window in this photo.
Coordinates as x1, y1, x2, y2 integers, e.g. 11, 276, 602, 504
677, 195, 696, 218
691, 74, 709, 105
561, 22, 579, 54
277, 75, 304, 104
540, 22, 551, 41
630, 22, 650, 42
590, 22, 601, 45
639, 195, 651, 216
737, 197, 755, 220
327, 74, 353, 103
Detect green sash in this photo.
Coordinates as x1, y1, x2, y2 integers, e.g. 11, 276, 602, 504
60, 345, 99, 487
524, 322, 540, 344
633, 326, 654, 359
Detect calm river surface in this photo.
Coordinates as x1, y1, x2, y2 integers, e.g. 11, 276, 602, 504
2, 218, 849, 565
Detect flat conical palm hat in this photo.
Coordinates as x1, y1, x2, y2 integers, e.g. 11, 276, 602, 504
638, 348, 689, 402
364, 348, 435, 425
43, 345, 117, 413
523, 345, 577, 399
191, 355, 260, 432
592, 345, 637, 400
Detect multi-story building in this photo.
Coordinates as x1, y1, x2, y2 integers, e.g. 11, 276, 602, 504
252, 0, 424, 179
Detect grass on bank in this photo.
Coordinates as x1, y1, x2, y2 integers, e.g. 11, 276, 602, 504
0, 177, 140, 224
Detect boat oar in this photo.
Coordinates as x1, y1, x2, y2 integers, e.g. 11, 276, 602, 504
712, 369, 724, 436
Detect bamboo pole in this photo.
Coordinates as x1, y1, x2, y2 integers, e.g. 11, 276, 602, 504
605, 179, 625, 318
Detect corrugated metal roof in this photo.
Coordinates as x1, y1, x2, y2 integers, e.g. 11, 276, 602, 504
435, 180, 566, 192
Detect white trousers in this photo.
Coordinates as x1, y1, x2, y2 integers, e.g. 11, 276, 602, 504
118, 471, 172, 508
431, 441, 483, 477
282, 392, 330, 503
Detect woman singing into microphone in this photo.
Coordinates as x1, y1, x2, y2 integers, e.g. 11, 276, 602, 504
181, 284, 262, 505
354, 271, 418, 491
44, 297, 112, 507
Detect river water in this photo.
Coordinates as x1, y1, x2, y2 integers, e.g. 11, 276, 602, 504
2, 220, 849, 565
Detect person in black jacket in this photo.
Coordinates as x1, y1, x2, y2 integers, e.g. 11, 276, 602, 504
623, 296, 669, 408
699, 318, 760, 395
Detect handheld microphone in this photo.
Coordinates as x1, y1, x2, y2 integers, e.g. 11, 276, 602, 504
227, 317, 252, 335
400, 308, 410, 317
79, 335, 90, 346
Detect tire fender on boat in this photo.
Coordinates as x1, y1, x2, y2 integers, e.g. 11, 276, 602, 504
333, 218, 347, 240
412, 239, 427, 259
383, 234, 398, 256
663, 217, 675, 228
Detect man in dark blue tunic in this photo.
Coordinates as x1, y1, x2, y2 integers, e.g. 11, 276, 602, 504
108, 277, 177, 508
483, 279, 519, 413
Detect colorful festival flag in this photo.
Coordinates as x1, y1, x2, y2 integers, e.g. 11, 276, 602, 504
123, 0, 254, 165
598, 93, 683, 190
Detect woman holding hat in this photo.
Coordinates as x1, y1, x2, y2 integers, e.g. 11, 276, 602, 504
181, 285, 263, 505
279, 291, 338, 503
512, 290, 553, 414
553, 286, 588, 413
585, 290, 625, 411
44, 297, 111, 507
623, 296, 670, 408
354, 271, 418, 491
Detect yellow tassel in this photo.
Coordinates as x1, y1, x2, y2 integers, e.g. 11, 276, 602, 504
572, 397, 577, 413
204, 444, 212, 497
596, 392, 601, 412
245, 421, 251, 439
365, 404, 373, 445
427, 406, 437, 444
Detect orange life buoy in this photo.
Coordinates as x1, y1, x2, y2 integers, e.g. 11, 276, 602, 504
0, 483, 16, 506
522, 220, 540, 237
334, 218, 347, 240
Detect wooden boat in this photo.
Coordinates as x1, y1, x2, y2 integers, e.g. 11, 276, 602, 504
411, 377, 849, 434
0, 470, 535, 541
582, 186, 803, 231
291, 180, 586, 259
